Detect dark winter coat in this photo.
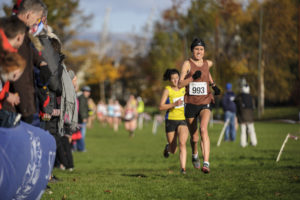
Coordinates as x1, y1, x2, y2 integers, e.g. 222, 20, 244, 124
221, 91, 236, 113
10, 33, 44, 117
234, 93, 255, 123
78, 94, 89, 124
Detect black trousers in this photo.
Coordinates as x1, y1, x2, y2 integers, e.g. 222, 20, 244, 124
61, 136, 74, 169
44, 118, 69, 168
21, 114, 34, 124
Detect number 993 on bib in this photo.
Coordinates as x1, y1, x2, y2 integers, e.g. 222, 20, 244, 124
189, 82, 207, 95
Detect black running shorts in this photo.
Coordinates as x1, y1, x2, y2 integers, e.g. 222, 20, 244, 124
165, 120, 187, 133
184, 103, 211, 119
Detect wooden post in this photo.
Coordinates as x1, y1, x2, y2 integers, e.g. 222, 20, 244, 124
217, 119, 230, 147
276, 134, 290, 162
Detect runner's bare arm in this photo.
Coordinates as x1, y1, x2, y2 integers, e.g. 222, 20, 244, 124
178, 61, 193, 88
209, 73, 215, 86
207, 60, 213, 68
159, 89, 178, 111
207, 60, 215, 85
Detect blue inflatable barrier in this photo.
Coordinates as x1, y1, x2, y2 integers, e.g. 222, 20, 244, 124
0, 121, 56, 200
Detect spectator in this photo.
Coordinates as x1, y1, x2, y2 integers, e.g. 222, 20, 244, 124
77, 86, 91, 152
60, 69, 78, 171
221, 83, 237, 141
33, 23, 68, 170
11, 0, 52, 124
235, 84, 257, 147
0, 16, 27, 111
0, 17, 27, 127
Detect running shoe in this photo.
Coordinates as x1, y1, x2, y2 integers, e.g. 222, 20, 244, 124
192, 157, 201, 169
202, 163, 210, 173
180, 168, 186, 174
163, 144, 169, 158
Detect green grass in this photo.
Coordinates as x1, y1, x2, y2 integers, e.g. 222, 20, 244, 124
255, 107, 300, 121
42, 120, 300, 200
147, 106, 300, 120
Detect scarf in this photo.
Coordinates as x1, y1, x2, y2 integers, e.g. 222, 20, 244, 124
58, 64, 78, 135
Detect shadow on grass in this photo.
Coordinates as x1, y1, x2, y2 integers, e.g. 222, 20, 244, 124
121, 173, 169, 178
121, 173, 148, 178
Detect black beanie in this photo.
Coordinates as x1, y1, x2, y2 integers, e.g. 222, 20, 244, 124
190, 38, 205, 51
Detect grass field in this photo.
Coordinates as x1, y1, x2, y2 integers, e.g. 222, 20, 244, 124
42, 120, 300, 200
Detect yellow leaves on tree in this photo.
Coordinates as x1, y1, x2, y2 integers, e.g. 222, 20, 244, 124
86, 59, 120, 85
231, 59, 249, 76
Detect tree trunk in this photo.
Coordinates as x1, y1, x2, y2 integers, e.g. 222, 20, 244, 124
298, 3, 300, 81
258, 61, 265, 117
100, 81, 105, 102
214, 14, 221, 120
257, 5, 264, 118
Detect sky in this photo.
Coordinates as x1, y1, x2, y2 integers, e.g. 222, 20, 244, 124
78, 0, 190, 34
0, 0, 191, 34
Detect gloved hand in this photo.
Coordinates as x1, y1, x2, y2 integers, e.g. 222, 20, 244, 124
39, 65, 52, 85
37, 86, 53, 115
212, 85, 221, 95
37, 86, 49, 103
192, 70, 201, 80
40, 113, 51, 121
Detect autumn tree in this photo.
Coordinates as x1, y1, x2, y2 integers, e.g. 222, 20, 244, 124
85, 56, 121, 101
141, 0, 298, 108
2, 0, 92, 43
240, 0, 298, 104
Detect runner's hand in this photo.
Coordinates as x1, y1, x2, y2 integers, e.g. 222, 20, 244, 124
175, 99, 183, 107
192, 70, 201, 80
212, 85, 221, 95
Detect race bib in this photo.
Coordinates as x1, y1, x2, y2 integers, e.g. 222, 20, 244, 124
189, 82, 207, 95
125, 112, 134, 120
173, 96, 184, 108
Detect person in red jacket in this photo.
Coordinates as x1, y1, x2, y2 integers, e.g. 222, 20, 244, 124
0, 16, 27, 110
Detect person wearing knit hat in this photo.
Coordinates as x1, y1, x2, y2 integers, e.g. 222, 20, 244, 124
235, 84, 257, 147
178, 38, 221, 174
221, 82, 237, 142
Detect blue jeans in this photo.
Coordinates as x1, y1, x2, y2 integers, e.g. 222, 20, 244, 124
224, 111, 236, 141
76, 123, 86, 151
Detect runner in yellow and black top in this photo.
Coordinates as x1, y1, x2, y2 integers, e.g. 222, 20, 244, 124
159, 69, 189, 174
179, 38, 221, 173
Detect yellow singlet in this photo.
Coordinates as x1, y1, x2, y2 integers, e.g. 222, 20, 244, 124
165, 86, 185, 120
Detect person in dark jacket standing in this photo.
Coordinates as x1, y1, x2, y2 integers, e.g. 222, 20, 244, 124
235, 84, 257, 147
221, 83, 237, 141
11, 0, 52, 124
77, 86, 91, 152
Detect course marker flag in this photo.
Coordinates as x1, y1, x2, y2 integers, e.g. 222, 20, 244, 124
276, 133, 298, 162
